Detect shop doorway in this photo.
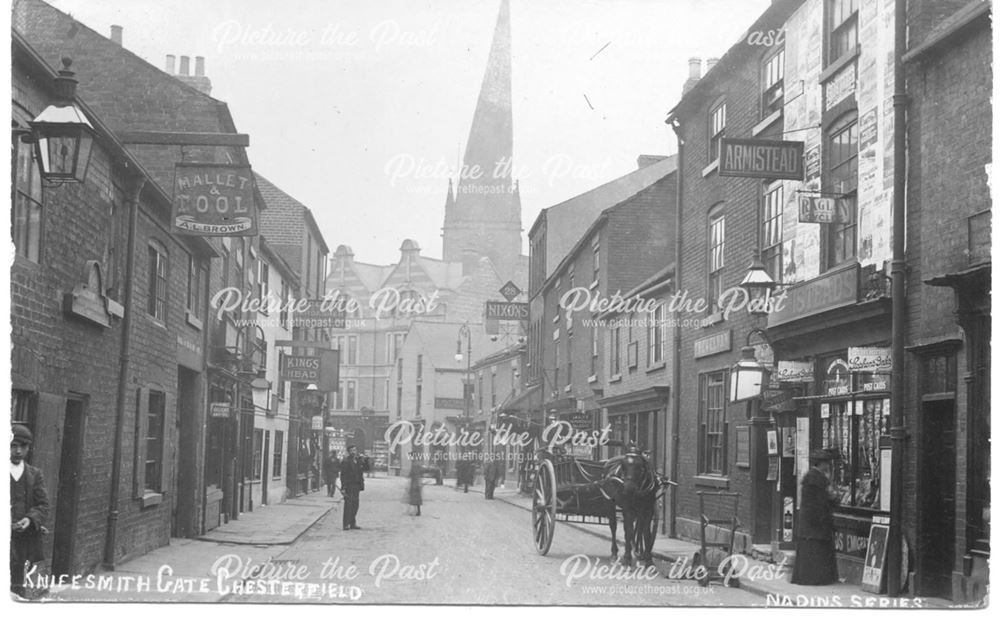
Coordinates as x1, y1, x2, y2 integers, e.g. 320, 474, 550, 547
918, 398, 956, 598
51, 397, 85, 576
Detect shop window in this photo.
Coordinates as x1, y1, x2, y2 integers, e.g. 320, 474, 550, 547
762, 182, 784, 282
709, 100, 727, 161
828, 0, 859, 65
272, 430, 284, 480
147, 242, 168, 322
698, 371, 728, 475
761, 48, 785, 117
821, 397, 889, 510
824, 113, 858, 269
708, 205, 726, 310
13, 138, 43, 262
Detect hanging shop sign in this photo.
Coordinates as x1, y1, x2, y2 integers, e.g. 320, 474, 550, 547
172, 163, 258, 236
210, 402, 233, 419
776, 360, 814, 383
848, 346, 892, 373
718, 138, 805, 180
485, 300, 529, 321
798, 195, 853, 224
281, 349, 340, 389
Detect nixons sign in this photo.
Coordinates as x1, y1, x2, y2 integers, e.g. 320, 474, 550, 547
172, 163, 258, 236
718, 138, 804, 180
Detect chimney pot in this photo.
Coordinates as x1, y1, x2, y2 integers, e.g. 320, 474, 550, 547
179, 55, 190, 76
706, 57, 720, 72
110, 25, 123, 45
688, 57, 702, 80
195, 56, 205, 77
165, 54, 175, 74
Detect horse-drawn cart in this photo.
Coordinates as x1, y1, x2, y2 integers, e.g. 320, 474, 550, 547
531, 447, 673, 563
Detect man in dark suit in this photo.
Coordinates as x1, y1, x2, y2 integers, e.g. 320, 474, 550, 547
10, 424, 49, 598
339, 445, 370, 530
483, 458, 498, 500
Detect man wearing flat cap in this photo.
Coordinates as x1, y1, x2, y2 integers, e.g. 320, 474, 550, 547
10, 424, 49, 598
791, 448, 839, 585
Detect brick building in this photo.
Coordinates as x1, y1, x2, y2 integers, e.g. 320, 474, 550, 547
527, 155, 676, 458
901, 0, 990, 602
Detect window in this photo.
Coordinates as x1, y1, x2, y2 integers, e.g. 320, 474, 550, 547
698, 371, 728, 475
384, 379, 390, 411
333, 335, 359, 365
235, 237, 245, 278
277, 351, 287, 400
709, 101, 727, 161
146, 390, 166, 492
762, 48, 785, 117
822, 398, 888, 510
762, 182, 784, 282
387, 332, 406, 362
490, 372, 497, 407
553, 343, 560, 392
279, 280, 290, 328
147, 243, 168, 321
825, 113, 859, 268
272, 430, 284, 480
828, 0, 859, 64
478, 374, 484, 412
346, 379, 357, 410
591, 329, 599, 375
566, 332, 573, 389
646, 303, 665, 366
415, 384, 422, 416
708, 206, 725, 310
257, 260, 270, 313
610, 327, 621, 375
592, 236, 600, 283
252, 429, 264, 481
396, 386, 403, 417
187, 255, 206, 320
13, 139, 42, 262
11, 390, 37, 439
250, 326, 267, 372
416, 354, 423, 380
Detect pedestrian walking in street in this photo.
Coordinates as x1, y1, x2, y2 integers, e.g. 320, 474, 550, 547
10, 424, 49, 599
792, 449, 840, 585
324, 450, 341, 498
483, 457, 497, 500
407, 464, 423, 516
340, 445, 370, 530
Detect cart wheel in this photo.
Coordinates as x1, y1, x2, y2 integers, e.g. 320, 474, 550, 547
532, 458, 557, 555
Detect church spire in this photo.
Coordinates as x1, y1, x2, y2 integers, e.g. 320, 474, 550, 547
442, 0, 521, 279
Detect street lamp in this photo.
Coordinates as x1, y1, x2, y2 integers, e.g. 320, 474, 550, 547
249, 377, 272, 411
738, 251, 778, 315
730, 344, 767, 402
26, 57, 95, 184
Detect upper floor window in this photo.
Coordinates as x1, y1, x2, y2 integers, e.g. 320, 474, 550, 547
828, 0, 859, 64
824, 113, 859, 268
610, 327, 621, 376
147, 242, 168, 322
187, 255, 206, 321
762, 182, 784, 282
762, 49, 785, 117
708, 205, 726, 311
416, 354, 423, 380
257, 260, 270, 313
13, 138, 43, 262
592, 236, 601, 283
647, 303, 665, 366
279, 280, 290, 329
709, 100, 727, 161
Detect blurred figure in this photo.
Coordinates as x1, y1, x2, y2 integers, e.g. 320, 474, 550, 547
324, 450, 341, 498
407, 464, 423, 516
10, 424, 49, 599
483, 457, 497, 500
792, 449, 839, 585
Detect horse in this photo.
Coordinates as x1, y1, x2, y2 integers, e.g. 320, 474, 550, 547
600, 449, 669, 567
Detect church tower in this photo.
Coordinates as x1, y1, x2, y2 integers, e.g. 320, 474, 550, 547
442, 0, 522, 280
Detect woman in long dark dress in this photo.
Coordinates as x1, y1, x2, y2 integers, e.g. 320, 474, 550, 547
408, 464, 423, 516
792, 449, 839, 585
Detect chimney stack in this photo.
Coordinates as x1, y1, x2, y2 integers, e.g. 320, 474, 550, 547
179, 55, 190, 76
110, 25, 122, 45
195, 56, 205, 77
165, 55, 175, 74
682, 57, 702, 96
706, 57, 720, 73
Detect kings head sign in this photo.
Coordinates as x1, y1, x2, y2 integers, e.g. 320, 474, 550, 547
172, 163, 258, 236
718, 138, 805, 180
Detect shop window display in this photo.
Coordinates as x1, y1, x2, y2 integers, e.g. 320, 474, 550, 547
821, 398, 889, 510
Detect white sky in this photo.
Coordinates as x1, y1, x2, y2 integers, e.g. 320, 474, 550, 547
45, 0, 769, 265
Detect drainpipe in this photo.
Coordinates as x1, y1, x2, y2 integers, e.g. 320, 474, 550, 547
668, 117, 684, 538
887, 0, 908, 597
104, 176, 145, 569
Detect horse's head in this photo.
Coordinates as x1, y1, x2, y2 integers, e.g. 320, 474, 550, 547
600, 450, 656, 501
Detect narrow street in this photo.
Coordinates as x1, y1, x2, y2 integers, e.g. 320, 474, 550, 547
225, 477, 757, 605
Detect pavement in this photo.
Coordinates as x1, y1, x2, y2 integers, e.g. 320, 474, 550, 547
487, 481, 958, 609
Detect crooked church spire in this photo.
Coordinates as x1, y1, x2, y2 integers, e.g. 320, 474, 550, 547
442, 0, 522, 280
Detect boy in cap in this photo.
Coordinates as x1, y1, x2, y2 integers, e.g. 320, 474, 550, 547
11, 424, 49, 598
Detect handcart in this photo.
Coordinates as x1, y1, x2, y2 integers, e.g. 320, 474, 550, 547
692, 491, 742, 587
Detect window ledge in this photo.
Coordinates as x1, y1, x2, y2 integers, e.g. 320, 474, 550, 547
702, 311, 724, 328
752, 109, 783, 136
646, 361, 667, 374
819, 47, 861, 84
609, 373, 622, 383
186, 310, 203, 330
694, 475, 729, 489
141, 491, 163, 508
702, 159, 720, 177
